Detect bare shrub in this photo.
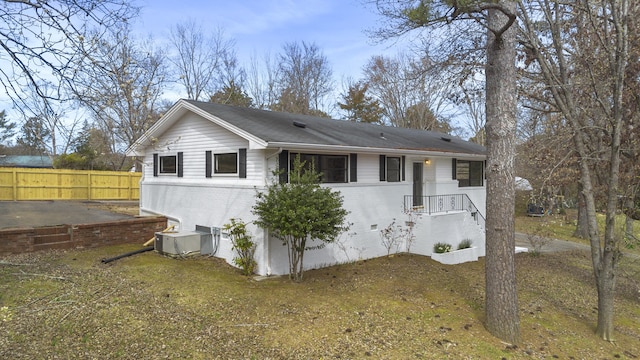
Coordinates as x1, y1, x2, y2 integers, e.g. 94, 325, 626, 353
527, 234, 552, 256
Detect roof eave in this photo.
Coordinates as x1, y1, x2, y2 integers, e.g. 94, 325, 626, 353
266, 142, 486, 158
126, 100, 189, 156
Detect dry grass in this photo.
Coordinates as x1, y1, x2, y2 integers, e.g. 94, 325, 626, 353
1, 244, 639, 359
2, 202, 638, 358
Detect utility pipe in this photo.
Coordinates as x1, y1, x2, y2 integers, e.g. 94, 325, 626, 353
101, 246, 154, 264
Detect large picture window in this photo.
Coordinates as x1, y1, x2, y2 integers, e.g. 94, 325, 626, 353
455, 160, 484, 187
215, 153, 238, 174
290, 153, 348, 183
159, 155, 177, 174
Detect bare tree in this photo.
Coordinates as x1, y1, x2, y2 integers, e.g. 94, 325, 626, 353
456, 71, 486, 144
210, 48, 253, 107
272, 41, 334, 116
363, 54, 414, 127
168, 20, 234, 101
518, 0, 633, 341
363, 52, 454, 131
19, 82, 81, 156
246, 51, 279, 110
0, 0, 138, 112
77, 24, 167, 169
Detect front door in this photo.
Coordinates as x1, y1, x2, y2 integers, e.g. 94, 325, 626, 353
413, 162, 423, 207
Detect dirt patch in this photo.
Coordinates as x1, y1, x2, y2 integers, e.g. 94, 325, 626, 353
85, 201, 140, 216
1, 246, 638, 359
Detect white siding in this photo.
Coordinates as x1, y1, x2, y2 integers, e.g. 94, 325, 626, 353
141, 112, 265, 186
434, 157, 452, 181
356, 153, 381, 183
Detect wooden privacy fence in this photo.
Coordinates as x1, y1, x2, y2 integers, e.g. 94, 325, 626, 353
0, 168, 141, 201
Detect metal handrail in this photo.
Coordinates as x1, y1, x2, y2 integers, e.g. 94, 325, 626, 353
404, 194, 485, 230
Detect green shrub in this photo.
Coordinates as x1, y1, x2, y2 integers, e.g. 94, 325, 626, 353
253, 155, 349, 281
433, 242, 452, 254
457, 239, 473, 250
223, 218, 257, 276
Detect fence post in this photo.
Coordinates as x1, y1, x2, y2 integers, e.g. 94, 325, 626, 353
128, 173, 133, 200
12, 168, 17, 200
87, 171, 92, 200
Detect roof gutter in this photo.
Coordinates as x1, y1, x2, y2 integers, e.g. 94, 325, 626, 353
265, 142, 486, 159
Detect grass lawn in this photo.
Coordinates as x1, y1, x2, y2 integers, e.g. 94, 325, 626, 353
1, 237, 639, 359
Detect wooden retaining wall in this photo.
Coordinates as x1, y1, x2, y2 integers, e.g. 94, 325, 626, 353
0, 217, 167, 255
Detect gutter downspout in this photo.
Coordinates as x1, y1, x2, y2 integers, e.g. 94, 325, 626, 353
138, 159, 145, 216
140, 207, 183, 231
261, 147, 282, 276
265, 147, 283, 161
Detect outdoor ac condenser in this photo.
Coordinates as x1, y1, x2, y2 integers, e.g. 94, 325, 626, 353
155, 231, 201, 256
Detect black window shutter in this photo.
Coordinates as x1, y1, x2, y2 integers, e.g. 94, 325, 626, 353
239, 148, 247, 179
153, 153, 158, 177
177, 152, 184, 177
452, 158, 457, 180
205, 151, 212, 178
350, 153, 357, 182
379, 155, 386, 181
401, 155, 406, 181
279, 150, 289, 184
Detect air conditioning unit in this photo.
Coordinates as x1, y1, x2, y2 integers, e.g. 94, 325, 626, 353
195, 225, 221, 256
155, 231, 201, 256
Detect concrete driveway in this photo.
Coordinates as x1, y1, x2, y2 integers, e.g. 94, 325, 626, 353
0, 201, 136, 230
515, 232, 591, 253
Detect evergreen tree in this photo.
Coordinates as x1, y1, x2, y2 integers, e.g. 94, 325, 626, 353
0, 110, 16, 145
338, 81, 384, 124
16, 117, 50, 155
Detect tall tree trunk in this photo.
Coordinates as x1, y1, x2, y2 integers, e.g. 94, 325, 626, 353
484, 0, 519, 344
589, 0, 629, 341
573, 115, 614, 341
594, 0, 628, 340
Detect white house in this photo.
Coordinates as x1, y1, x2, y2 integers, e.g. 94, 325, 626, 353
126, 100, 487, 275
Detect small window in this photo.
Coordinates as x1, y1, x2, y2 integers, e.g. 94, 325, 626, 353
159, 155, 177, 174
456, 160, 484, 187
215, 153, 238, 174
387, 156, 401, 182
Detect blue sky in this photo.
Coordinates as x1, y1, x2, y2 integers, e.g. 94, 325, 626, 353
1, 1, 411, 144
133, 0, 401, 85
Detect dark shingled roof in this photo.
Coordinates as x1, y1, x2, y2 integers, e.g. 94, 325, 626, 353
183, 100, 485, 156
